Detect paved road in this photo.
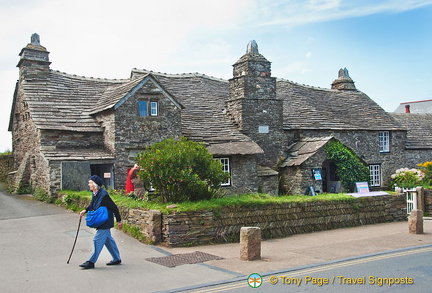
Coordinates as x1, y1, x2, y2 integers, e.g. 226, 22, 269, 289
175, 245, 432, 292
0, 187, 240, 293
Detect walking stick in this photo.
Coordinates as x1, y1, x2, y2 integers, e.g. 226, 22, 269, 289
67, 216, 82, 264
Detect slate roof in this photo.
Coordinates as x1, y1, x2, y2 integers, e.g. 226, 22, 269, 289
391, 113, 432, 149
394, 99, 432, 113
23, 70, 127, 132
276, 79, 403, 131
279, 136, 333, 167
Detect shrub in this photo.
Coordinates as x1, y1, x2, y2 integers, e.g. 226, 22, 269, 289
417, 161, 432, 185
390, 168, 425, 189
324, 140, 370, 192
135, 137, 230, 203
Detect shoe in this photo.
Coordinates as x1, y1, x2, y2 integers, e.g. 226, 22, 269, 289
79, 261, 95, 269
106, 260, 122, 266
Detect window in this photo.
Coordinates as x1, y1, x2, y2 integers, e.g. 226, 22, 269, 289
379, 131, 390, 153
369, 164, 381, 187
150, 101, 158, 116
215, 157, 231, 186
139, 101, 158, 116
138, 101, 148, 116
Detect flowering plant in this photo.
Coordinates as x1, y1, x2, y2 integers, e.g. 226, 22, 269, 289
417, 161, 432, 185
390, 168, 425, 189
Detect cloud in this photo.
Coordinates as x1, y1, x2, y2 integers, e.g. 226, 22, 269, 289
249, 0, 432, 28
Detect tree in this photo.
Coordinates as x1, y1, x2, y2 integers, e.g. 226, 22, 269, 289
135, 137, 230, 203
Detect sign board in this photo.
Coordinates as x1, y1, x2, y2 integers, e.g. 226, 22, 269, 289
311, 168, 322, 180
355, 182, 370, 193
103, 173, 111, 179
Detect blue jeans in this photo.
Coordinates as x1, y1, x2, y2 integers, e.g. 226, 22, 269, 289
89, 229, 121, 264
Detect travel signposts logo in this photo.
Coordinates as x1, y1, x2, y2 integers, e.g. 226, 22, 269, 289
248, 273, 263, 288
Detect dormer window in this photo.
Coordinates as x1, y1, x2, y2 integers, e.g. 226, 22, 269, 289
139, 100, 158, 116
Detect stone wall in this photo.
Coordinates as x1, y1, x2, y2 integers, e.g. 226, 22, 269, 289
226, 154, 259, 194
422, 189, 432, 215
113, 80, 182, 190
99, 194, 405, 247
40, 130, 104, 149
66, 193, 405, 247
158, 194, 406, 247
0, 155, 13, 183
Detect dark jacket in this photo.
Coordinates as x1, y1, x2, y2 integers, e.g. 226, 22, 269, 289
86, 188, 121, 229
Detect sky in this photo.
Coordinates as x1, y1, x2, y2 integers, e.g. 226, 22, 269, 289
1, 0, 432, 152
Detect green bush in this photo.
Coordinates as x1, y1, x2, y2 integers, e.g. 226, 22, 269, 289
135, 137, 230, 203
34, 187, 55, 203
324, 140, 370, 192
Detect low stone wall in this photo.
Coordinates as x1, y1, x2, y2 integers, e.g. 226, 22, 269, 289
67, 193, 407, 247
424, 189, 432, 215
0, 155, 13, 183
160, 194, 406, 247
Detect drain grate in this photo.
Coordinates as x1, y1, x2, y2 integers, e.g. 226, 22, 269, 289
146, 251, 223, 268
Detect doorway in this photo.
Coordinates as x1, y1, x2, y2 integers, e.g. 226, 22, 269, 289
90, 164, 114, 189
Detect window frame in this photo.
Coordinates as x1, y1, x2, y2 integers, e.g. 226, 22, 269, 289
369, 164, 381, 187
138, 100, 159, 117
215, 157, 231, 186
379, 131, 390, 153
150, 101, 158, 116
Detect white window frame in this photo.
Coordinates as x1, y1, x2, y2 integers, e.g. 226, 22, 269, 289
369, 164, 381, 187
150, 101, 158, 116
215, 157, 231, 186
379, 131, 390, 153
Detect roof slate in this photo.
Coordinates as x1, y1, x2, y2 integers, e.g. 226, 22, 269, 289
24, 70, 127, 132
276, 79, 403, 131
391, 113, 432, 149
280, 136, 333, 167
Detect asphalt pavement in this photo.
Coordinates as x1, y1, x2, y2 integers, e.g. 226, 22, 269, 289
1, 185, 431, 293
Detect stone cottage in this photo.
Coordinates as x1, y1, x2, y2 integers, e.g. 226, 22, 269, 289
8, 34, 412, 195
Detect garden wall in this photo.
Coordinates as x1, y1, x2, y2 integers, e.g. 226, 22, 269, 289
122, 194, 406, 247
0, 155, 13, 183
424, 189, 432, 215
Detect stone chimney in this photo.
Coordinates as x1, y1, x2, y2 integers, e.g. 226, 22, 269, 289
17, 33, 51, 79
331, 68, 356, 90
227, 40, 283, 167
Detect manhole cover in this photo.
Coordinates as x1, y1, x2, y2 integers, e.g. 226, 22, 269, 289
146, 251, 223, 267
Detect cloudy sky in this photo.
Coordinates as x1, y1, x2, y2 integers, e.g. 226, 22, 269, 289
1, 0, 431, 152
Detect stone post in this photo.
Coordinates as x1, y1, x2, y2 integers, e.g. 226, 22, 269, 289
416, 186, 424, 212
240, 227, 261, 261
408, 209, 423, 234
149, 210, 162, 244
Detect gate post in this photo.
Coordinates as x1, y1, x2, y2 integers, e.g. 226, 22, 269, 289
408, 209, 423, 234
